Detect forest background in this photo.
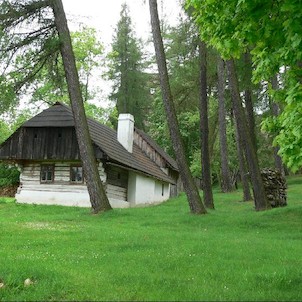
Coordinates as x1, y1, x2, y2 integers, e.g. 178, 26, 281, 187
0, 0, 301, 210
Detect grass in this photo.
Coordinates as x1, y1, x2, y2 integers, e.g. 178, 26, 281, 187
0, 196, 15, 204
0, 176, 302, 301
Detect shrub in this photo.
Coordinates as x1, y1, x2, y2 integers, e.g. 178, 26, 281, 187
0, 162, 20, 187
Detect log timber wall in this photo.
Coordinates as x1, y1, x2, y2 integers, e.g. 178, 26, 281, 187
16, 161, 129, 208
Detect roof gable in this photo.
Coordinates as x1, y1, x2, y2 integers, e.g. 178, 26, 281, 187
134, 127, 178, 171
23, 103, 75, 127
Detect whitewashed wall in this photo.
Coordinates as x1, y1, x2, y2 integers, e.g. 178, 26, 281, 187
16, 161, 130, 208
127, 171, 170, 206
154, 180, 170, 202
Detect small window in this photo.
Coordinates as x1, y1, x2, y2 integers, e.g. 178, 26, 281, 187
162, 184, 165, 196
70, 166, 83, 183
40, 165, 54, 183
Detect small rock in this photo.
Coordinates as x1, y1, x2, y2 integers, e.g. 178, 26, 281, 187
24, 278, 34, 287
0, 282, 5, 289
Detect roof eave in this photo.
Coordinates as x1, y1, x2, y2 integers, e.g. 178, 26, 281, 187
107, 161, 176, 185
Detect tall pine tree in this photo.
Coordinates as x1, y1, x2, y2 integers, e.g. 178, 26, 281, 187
107, 3, 150, 130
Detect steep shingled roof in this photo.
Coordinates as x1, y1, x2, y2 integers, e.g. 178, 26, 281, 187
22, 102, 175, 184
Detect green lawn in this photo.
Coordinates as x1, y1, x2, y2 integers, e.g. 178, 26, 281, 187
1, 176, 302, 301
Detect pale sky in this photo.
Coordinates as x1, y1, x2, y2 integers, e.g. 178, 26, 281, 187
62, 0, 182, 47
58, 0, 183, 107
16, 1, 183, 113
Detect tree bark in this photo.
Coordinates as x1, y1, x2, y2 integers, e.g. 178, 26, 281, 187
226, 59, 270, 211
217, 56, 234, 192
271, 75, 285, 176
243, 52, 257, 149
149, 0, 207, 214
199, 41, 214, 208
208, 109, 219, 162
233, 110, 253, 201
51, 0, 112, 213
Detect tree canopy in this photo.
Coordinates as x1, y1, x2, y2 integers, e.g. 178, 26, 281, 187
187, 0, 302, 172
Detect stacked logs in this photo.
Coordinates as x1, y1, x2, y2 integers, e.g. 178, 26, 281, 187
261, 168, 287, 208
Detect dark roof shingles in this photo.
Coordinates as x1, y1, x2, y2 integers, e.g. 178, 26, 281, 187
23, 103, 175, 184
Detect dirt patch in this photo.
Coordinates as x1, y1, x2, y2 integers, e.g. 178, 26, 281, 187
0, 184, 19, 197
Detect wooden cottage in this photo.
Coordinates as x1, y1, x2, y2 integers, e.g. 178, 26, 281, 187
0, 102, 179, 208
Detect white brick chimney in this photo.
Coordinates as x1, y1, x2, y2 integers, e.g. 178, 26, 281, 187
117, 114, 134, 153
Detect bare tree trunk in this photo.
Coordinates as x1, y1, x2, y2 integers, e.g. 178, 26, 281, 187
208, 109, 219, 161
233, 110, 253, 201
226, 59, 270, 211
149, 0, 207, 214
199, 41, 214, 209
243, 52, 257, 149
271, 75, 285, 176
217, 56, 234, 192
51, 0, 112, 213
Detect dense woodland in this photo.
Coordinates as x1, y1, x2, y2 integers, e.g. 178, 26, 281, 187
0, 0, 301, 214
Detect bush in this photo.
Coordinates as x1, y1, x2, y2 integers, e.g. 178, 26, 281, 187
0, 163, 20, 187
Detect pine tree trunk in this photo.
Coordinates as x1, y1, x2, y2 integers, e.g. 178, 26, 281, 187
199, 41, 214, 209
149, 0, 207, 214
217, 56, 234, 193
271, 75, 285, 176
226, 59, 270, 211
244, 52, 257, 149
208, 109, 219, 158
51, 0, 112, 213
233, 110, 253, 201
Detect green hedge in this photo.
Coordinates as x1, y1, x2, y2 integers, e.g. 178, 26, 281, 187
0, 163, 20, 187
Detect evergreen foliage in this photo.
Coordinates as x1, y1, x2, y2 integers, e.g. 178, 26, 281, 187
107, 3, 151, 130
0, 0, 58, 112
30, 27, 104, 106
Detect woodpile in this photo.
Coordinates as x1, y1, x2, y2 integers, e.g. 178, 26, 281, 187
261, 168, 287, 207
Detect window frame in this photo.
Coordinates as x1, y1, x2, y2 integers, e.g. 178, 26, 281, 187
70, 165, 84, 184
40, 164, 55, 184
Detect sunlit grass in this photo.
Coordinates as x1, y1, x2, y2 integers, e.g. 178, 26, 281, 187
0, 176, 301, 301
